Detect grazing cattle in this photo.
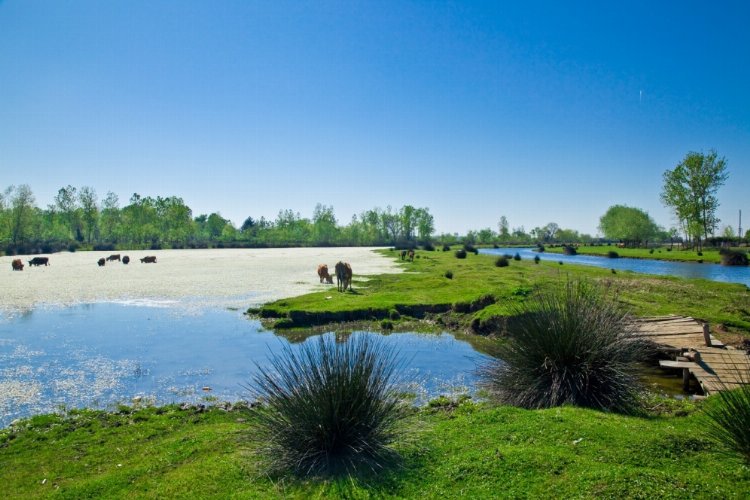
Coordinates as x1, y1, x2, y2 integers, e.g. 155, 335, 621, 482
407, 249, 415, 262
140, 256, 157, 263
317, 264, 333, 284
400, 250, 407, 260
11, 259, 24, 271
334, 261, 353, 292
97, 258, 106, 267
122, 256, 130, 264
28, 257, 49, 267
106, 254, 121, 262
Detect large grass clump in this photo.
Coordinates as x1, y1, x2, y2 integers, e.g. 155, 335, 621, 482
480, 279, 650, 413
719, 248, 749, 266
703, 376, 750, 463
249, 334, 407, 477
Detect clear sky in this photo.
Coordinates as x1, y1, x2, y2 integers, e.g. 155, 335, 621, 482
2, 1, 748, 236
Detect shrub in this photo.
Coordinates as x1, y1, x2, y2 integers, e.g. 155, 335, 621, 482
444, 270, 453, 279
649, 248, 655, 254
495, 256, 509, 267
513, 252, 521, 261
607, 251, 619, 258
536, 244, 545, 252
454, 249, 467, 259
389, 309, 401, 321
719, 248, 749, 266
422, 242, 435, 251
534, 255, 540, 264
248, 334, 407, 476
561, 245, 577, 255
380, 319, 394, 330
703, 378, 750, 463
697, 251, 703, 256
463, 243, 477, 254
442, 244, 451, 252
479, 279, 650, 413
667, 247, 672, 252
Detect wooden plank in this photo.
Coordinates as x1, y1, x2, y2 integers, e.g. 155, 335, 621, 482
660, 360, 696, 369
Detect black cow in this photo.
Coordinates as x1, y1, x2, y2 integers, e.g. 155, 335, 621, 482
122, 256, 130, 264
140, 256, 157, 263
28, 257, 49, 266
106, 254, 121, 262
97, 258, 106, 267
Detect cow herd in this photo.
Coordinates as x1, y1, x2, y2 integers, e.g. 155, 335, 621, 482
9, 254, 158, 271
10, 257, 48, 271
318, 261, 353, 292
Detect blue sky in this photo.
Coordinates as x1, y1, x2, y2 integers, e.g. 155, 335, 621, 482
2, 1, 748, 236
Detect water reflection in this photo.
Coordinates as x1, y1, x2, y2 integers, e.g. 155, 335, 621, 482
0, 304, 490, 427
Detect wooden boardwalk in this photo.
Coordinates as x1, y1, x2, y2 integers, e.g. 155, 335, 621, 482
633, 316, 750, 394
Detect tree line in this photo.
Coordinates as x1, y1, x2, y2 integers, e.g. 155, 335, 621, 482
0, 184, 436, 254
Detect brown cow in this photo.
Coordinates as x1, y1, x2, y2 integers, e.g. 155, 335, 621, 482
334, 261, 352, 292
28, 257, 49, 266
407, 249, 415, 262
140, 256, 157, 263
97, 258, 106, 267
106, 254, 121, 261
317, 264, 333, 284
11, 259, 24, 271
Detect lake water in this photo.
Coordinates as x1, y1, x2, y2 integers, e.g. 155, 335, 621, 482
0, 303, 489, 427
481, 247, 750, 287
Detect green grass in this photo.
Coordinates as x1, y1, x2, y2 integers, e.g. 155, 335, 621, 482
254, 248, 750, 335
543, 245, 745, 264
2, 401, 749, 498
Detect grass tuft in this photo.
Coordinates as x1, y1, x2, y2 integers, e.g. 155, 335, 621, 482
703, 373, 750, 463
479, 279, 650, 413
248, 334, 407, 477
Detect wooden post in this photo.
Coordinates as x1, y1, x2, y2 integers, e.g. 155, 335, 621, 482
703, 323, 712, 347
683, 368, 691, 392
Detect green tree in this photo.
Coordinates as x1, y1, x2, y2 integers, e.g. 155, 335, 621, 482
79, 186, 99, 243
54, 185, 82, 241
312, 203, 338, 245
9, 184, 37, 246
100, 191, 121, 243
498, 216, 510, 242
661, 150, 728, 250
598, 205, 659, 247
415, 207, 435, 244
477, 228, 495, 244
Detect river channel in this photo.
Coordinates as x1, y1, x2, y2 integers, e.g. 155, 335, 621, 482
481, 247, 750, 287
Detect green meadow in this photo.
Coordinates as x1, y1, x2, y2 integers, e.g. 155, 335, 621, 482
4, 248, 750, 498
255, 248, 750, 335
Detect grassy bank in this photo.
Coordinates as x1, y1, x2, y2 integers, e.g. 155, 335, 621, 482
543, 245, 748, 264
2, 400, 749, 498
253, 249, 750, 337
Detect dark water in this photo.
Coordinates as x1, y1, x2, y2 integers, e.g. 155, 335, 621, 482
0, 304, 490, 427
481, 247, 750, 287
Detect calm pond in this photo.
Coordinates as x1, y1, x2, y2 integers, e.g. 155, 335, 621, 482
0, 303, 489, 427
481, 247, 750, 287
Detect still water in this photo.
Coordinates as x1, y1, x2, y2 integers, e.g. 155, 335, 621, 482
0, 303, 489, 427
481, 247, 750, 287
